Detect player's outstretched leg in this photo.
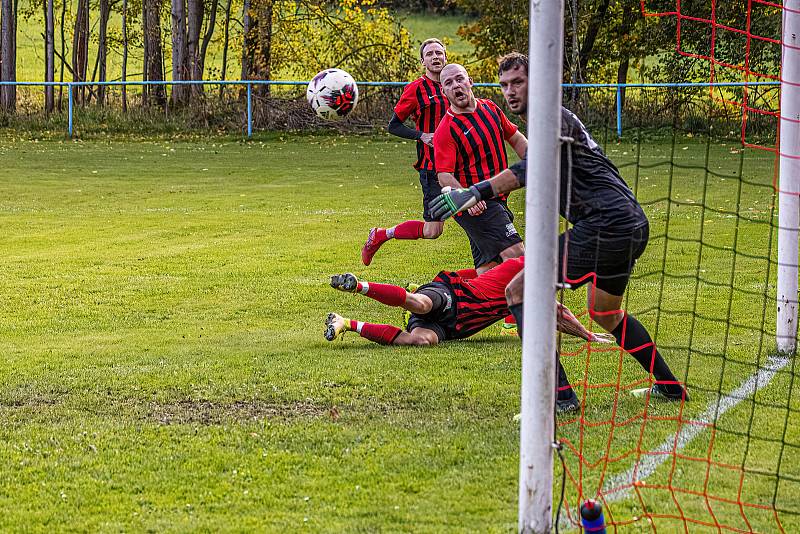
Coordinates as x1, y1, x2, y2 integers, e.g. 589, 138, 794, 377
361, 221, 443, 266
324, 312, 435, 345
330, 273, 434, 313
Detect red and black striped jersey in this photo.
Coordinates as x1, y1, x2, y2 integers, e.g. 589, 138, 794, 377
434, 257, 524, 339
394, 76, 447, 171
433, 99, 519, 188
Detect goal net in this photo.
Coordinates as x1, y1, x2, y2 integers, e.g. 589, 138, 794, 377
537, 1, 800, 531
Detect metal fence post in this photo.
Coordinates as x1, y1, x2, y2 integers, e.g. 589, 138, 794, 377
247, 82, 252, 138
616, 85, 623, 138
68, 84, 73, 138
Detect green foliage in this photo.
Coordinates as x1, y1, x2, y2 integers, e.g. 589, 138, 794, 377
454, 0, 527, 81
267, 0, 417, 81
453, 0, 782, 84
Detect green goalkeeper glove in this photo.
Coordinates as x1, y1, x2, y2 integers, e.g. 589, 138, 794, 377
429, 186, 480, 221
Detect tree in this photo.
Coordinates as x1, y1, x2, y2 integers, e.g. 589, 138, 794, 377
96, 0, 111, 105
187, 0, 205, 96
121, 0, 128, 111
0, 0, 16, 112
72, 0, 89, 104
44, 0, 54, 112
171, 0, 189, 104
241, 0, 272, 96
58, 0, 66, 109
219, 0, 231, 99
143, 0, 166, 106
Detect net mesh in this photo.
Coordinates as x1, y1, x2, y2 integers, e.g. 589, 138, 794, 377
553, 3, 797, 531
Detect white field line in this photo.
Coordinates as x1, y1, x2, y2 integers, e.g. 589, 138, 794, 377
602, 354, 791, 501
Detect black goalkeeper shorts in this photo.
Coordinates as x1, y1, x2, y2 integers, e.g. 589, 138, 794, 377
558, 222, 649, 297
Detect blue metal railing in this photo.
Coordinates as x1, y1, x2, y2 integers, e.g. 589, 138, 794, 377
0, 80, 782, 138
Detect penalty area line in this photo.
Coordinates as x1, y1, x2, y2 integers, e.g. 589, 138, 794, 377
601, 353, 791, 502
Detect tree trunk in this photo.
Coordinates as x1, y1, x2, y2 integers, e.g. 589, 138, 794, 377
58, 0, 66, 109
171, 0, 189, 104
71, 0, 89, 104
144, 0, 166, 106
96, 0, 110, 105
44, 0, 54, 112
0, 0, 16, 112
121, 0, 127, 111
616, 0, 638, 111
199, 0, 217, 85
241, 0, 271, 97
578, 0, 610, 78
219, 0, 231, 99
241, 0, 251, 82
254, 0, 271, 97
187, 0, 204, 97
142, 0, 148, 103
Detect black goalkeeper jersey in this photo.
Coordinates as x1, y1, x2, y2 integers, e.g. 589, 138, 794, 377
510, 107, 647, 235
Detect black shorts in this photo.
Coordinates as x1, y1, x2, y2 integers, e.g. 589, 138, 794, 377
419, 169, 443, 222
454, 199, 523, 268
558, 222, 649, 296
405, 282, 457, 342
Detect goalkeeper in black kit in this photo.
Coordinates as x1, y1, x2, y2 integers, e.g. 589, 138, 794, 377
430, 52, 688, 402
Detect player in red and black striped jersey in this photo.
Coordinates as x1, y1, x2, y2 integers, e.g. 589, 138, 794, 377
435, 62, 527, 335
434, 63, 527, 273
324, 257, 612, 346
360, 38, 450, 266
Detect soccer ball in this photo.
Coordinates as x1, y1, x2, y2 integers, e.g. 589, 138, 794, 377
306, 68, 359, 121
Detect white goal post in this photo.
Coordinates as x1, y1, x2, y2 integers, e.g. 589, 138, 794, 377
778, 0, 800, 355
519, 0, 564, 532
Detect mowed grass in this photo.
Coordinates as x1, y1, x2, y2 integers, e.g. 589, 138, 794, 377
0, 132, 797, 532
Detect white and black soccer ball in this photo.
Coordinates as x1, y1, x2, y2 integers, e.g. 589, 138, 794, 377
306, 68, 359, 121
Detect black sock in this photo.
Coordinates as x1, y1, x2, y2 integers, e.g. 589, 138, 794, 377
509, 303, 575, 400
509, 303, 523, 337
611, 314, 682, 394
556, 354, 576, 401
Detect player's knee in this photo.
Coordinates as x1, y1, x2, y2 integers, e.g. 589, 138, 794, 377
409, 293, 433, 314
410, 331, 438, 346
505, 276, 524, 306
588, 308, 623, 331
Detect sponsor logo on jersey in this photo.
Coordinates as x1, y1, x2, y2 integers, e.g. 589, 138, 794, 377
506, 223, 518, 237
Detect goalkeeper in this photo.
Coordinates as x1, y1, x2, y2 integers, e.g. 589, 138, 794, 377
429, 53, 688, 401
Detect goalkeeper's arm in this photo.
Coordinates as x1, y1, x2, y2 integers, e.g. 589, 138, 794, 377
429, 161, 527, 221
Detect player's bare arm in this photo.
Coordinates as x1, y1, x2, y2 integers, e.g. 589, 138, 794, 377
508, 131, 527, 159
437, 171, 462, 191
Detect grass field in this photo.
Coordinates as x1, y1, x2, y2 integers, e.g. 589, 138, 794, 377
0, 131, 797, 532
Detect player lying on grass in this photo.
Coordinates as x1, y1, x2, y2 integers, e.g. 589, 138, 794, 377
324, 257, 612, 347
429, 52, 689, 402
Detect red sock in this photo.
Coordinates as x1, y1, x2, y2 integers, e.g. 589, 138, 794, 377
359, 323, 403, 345
373, 228, 388, 243
356, 281, 407, 307
392, 220, 425, 240
455, 268, 478, 279
504, 314, 516, 325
